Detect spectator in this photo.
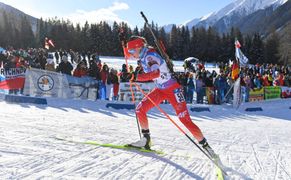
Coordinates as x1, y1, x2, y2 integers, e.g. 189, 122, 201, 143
284, 73, 291, 87
4, 55, 16, 69
100, 63, 109, 100
56, 55, 73, 75
134, 60, 144, 79
186, 73, 195, 103
16, 57, 29, 69
88, 59, 100, 79
243, 75, 252, 102
262, 73, 270, 86
105, 68, 114, 100
73, 61, 88, 77
55, 51, 59, 64
196, 75, 204, 104
253, 74, 262, 89
267, 73, 273, 86
45, 58, 55, 72
44, 53, 55, 71
120, 64, 130, 82
111, 69, 120, 101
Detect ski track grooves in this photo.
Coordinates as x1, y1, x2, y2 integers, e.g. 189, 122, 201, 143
251, 144, 265, 178
98, 153, 139, 179
266, 134, 291, 179
14, 146, 99, 179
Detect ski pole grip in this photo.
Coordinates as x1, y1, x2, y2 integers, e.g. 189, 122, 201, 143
140, 11, 148, 24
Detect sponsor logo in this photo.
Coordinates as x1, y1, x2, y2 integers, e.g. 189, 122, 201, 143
178, 110, 188, 118
37, 75, 54, 91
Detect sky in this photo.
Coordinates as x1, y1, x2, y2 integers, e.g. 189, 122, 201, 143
0, 0, 235, 27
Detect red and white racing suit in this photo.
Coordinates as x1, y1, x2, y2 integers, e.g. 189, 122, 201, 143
135, 47, 204, 142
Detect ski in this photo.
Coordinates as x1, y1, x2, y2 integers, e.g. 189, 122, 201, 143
216, 166, 225, 180
54, 137, 163, 155
213, 156, 227, 180
85, 141, 164, 155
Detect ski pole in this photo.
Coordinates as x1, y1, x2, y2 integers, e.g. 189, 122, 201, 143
128, 73, 142, 139
132, 81, 227, 175
119, 28, 142, 139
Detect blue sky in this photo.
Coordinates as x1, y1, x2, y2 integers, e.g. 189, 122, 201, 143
1, 0, 235, 27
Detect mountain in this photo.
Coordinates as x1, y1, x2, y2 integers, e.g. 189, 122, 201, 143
0, 2, 38, 33
233, 0, 291, 35
162, 24, 176, 33
170, 0, 288, 34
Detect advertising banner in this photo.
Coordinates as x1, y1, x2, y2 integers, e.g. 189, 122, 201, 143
119, 82, 155, 102
281, 86, 291, 98
264, 86, 281, 100
0, 68, 26, 90
24, 68, 98, 100
249, 88, 264, 102
23, 68, 72, 98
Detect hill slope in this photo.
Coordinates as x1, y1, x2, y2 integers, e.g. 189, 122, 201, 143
0, 2, 38, 33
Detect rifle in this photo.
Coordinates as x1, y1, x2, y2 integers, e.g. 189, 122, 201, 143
140, 12, 176, 76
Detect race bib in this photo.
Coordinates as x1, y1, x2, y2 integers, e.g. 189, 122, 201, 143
174, 88, 185, 103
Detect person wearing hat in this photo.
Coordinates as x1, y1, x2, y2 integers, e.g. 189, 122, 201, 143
56, 55, 73, 75
126, 36, 218, 158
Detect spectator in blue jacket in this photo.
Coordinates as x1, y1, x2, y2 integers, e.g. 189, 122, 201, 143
186, 73, 195, 103
196, 75, 204, 104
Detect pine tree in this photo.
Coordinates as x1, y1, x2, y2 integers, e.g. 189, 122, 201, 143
250, 33, 264, 64
181, 26, 190, 59
20, 16, 35, 48
279, 23, 291, 65
264, 32, 280, 64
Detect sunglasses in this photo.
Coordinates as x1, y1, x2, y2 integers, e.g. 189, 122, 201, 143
128, 49, 136, 55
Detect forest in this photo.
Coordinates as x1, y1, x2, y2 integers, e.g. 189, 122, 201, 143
0, 10, 289, 65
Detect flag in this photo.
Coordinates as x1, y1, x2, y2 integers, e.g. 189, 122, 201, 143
235, 40, 248, 67
44, 37, 55, 49
235, 40, 241, 48
235, 48, 248, 67
231, 61, 240, 80
48, 39, 55, 47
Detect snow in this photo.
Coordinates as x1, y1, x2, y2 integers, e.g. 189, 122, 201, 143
0, 96, 291, 179
186, 0, 287, 30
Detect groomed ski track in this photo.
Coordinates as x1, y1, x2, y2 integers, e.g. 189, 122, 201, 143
0, 97, 290, 179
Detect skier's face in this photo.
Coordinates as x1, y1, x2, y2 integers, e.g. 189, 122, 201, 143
128, 47, 141, 59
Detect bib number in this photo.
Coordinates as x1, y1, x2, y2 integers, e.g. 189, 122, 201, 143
174, 88, 185, 103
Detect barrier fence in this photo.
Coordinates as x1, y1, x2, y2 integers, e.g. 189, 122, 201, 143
0, 68, 290, 104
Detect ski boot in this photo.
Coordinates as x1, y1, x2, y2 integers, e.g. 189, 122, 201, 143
128, 129, 152, 150
199, 138, 219, 160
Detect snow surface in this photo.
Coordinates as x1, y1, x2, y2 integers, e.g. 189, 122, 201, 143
0, 96, 291, 179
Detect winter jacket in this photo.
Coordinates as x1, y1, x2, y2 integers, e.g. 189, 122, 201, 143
57, 61, 73, 75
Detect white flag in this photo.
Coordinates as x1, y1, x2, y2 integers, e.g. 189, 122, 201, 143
235, 47, 248, 67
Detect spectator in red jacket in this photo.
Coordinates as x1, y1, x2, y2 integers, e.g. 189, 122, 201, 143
73, 61, 88, 77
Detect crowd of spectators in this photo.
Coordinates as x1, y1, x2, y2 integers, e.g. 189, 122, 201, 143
181, 62, 291, 104
0, 47, 290, 103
